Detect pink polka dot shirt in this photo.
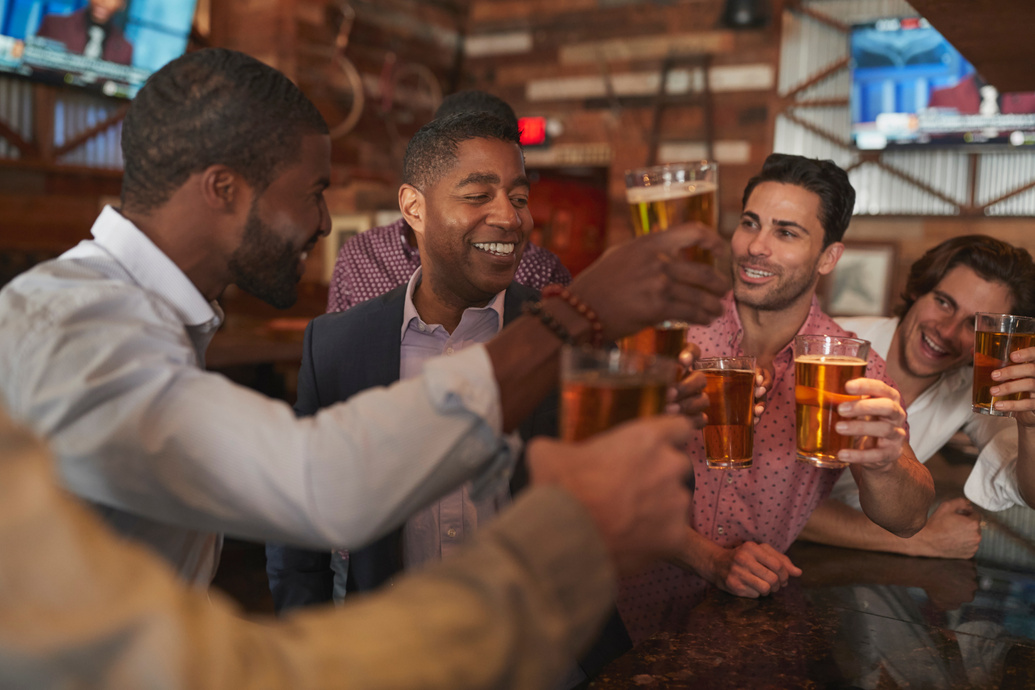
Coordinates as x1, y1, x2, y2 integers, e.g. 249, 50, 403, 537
618, 292, 898, 643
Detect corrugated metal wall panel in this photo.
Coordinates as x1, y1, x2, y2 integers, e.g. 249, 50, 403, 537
788, 105, 851, 144
850, 162, 957, 215
882, 149, 970, 204
978, 152, 1035, 209
0, 76, 33, 161
803, 0, 919, 25
0, 75, 123, 169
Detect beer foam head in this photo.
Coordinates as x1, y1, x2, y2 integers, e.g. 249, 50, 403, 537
794, 354, 867, 366
626, 180, 717, 204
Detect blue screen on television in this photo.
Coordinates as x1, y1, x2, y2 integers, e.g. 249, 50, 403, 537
0, 0, 198, 98
851, 17, 1035, 149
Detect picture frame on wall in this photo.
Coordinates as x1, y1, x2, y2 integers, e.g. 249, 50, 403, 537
821, 242, 897, 317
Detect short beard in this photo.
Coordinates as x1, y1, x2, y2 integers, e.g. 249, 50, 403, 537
227, 203, 299, 309
734, 261, 820, 313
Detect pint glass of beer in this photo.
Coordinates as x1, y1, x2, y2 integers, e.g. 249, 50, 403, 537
972, 312, 1035, 416
560, 346, 680, 442
619, 161, 718, 357
793, 335, 870, 469
693, 356, 755, 469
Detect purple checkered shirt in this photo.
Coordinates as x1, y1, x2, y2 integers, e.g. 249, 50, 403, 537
327, 218, 572, 313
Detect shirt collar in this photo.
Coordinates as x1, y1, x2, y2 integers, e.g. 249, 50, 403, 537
400, 267, 506, 340
720, 291, 831, 360
87, 206, 220, 328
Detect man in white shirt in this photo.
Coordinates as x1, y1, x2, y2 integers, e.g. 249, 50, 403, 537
0, 48, 728, 585
800, 234, 1035, 558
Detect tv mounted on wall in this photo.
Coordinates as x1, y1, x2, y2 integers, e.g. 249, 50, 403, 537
850, 17, 1035, 150
0, 0, 197, 99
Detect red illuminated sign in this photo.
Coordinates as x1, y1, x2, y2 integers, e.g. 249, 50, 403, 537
518, 116, 547, 146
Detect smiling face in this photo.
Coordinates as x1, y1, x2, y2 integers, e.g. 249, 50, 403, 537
405, 136, 531, 308
227, 134, 331, 308
731, 181, 842, 313
897, 264, 1013, 380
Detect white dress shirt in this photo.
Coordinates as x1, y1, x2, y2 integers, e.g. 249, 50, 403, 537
0, 206, 516, 585
833, 316, 1022, 511
398, 268, 511, 569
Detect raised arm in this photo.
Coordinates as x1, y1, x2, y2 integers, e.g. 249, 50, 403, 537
488, 225, 729, 431
835, 378, 935, 537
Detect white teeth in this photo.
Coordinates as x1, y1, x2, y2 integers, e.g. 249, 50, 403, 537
300, 251, 308, 261
473, 242, 515, 256
744, 267, 774, 279
922, 333, 947, 354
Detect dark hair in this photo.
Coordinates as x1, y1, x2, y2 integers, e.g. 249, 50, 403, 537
402, 112, 521, 191
121, 48, 328, 213
434, 90, 518, 128
741, 153, 856, 247
896, 235, 1035, 318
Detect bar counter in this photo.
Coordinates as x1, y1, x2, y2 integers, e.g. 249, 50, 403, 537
592, 518, 1035, 689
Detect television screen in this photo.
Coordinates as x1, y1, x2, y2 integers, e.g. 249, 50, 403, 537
850, 17, 1035, 150
0, 0, 197, 99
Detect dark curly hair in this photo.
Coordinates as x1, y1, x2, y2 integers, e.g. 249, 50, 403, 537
741, 153, 856, 247
402, 112, 521, 192
121, 48, 328, 213
895, 235, 1035, 318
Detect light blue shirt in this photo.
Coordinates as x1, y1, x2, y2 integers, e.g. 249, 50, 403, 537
0, 206, 517, 584
398, 268, 510, 569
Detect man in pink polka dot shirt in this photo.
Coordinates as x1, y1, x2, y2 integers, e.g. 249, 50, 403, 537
618, 154, 935, 643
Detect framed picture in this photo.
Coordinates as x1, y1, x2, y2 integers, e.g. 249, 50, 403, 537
323, 213, 374, 283
821, 242, 897, 317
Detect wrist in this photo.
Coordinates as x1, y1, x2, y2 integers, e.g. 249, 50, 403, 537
541, 284, 603, 347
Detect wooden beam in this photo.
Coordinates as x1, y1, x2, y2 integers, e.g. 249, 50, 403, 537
979, 178, 1035, 213
0, 119, 33, 157
868, 158, 965, 212
780, 110, 851, 149
783, 0, 849, 34
53, 106, 129, 158
791, 97, 849, 108
779, 57, 849, 103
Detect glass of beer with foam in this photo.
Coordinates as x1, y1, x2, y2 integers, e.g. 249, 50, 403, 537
560, 346, 680, 442
694, 356, 755, 469
793, 335, 870, 469
618, 161, 718, 359
973, 313, 1035, 416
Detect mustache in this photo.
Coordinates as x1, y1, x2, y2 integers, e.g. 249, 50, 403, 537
737, 260, 781, 275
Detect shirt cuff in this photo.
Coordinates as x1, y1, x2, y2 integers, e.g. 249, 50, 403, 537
422, 345, 502, 434
964, 431, 1023, 512
422, 345, 517, 500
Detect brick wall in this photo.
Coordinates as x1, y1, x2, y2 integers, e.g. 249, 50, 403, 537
461, 0, 778, 245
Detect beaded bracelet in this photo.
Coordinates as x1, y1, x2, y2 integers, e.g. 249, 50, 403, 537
541, 284, 604, 347
523, 301, 576, 346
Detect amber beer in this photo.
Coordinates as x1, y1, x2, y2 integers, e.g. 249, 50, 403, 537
618, 322, 688, 360
793, 335, 870, 469
972, 313, 1035, 416
620, 162, 718, 356
626, 181, 719, 264
560, 347, 678, 442
694, 356, 755, 469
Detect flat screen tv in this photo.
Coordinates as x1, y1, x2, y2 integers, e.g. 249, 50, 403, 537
0, 0, 197, 99
850, 17, 1035, 150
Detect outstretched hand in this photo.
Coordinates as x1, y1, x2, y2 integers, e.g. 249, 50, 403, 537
569, 225, 729, 342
